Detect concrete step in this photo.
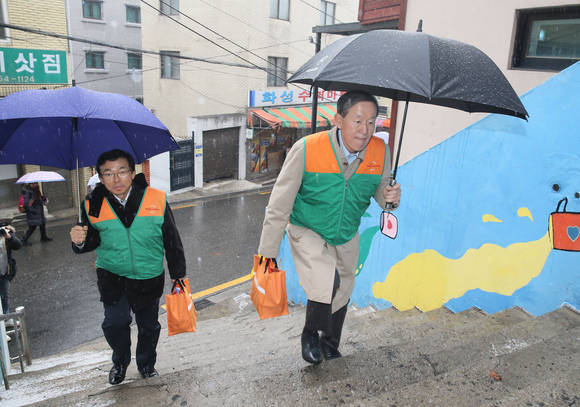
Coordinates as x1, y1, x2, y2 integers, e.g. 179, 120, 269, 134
189, 306, 577, 405
1, 282, 578, 407
365, 323, 580, 406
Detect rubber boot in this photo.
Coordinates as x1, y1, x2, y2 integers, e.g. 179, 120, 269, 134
320, 303, 348, 360
301, 300, 332, 364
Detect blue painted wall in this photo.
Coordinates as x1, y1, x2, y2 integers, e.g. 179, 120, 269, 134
280, 61, 580, 316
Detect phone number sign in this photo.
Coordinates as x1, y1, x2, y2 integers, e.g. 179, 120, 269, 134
0, 47, 68, 84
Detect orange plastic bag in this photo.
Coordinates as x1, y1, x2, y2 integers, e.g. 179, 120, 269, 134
250, 255, 289, 320
166, 278, 197, 336
549, 197, 580, 252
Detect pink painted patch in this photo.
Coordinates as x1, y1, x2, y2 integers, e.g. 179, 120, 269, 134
380, 211, 398, 239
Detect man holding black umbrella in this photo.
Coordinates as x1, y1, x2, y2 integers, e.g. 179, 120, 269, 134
258, 91, 401, 364
70, 149, 186, 384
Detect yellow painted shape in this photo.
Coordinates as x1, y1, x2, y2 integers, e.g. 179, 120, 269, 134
161, 273, 253, 310
482, 214, 502, 223
518, 207, 534, 222
172, 203, 197, 210
372, 232, 552, 312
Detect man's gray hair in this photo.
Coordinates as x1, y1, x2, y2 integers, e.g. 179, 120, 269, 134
337, 90, 379, 117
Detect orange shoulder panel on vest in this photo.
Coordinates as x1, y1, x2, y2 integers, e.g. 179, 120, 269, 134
305, 131, 341, 174
87, 199, 117, 224
356, 136, 386, 175
137, 188, 166, 217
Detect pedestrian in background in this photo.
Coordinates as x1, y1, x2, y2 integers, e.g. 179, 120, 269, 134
21, 182, 52, 245
0, 220, 22, 314
258, 90, 401, 364
70, 149, 186, 385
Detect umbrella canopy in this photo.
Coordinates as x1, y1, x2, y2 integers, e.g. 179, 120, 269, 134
0, 86, 179, 222
0, 86, 178, 169
288, 29, 528, 119
16, 170, 65, 184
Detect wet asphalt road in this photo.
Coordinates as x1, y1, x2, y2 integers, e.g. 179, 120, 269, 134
9, 191, 270, 358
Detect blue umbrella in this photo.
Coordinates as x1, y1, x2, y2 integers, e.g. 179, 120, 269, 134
0, 86, 179, 221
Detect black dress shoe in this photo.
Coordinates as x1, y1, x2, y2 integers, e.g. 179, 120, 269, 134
301, 328, 323, 364
320, 338, 342, 360
108, 364, 128, 385
139, 367, 159, 378
41, 236, 53, 242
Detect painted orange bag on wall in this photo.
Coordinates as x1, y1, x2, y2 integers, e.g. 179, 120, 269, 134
250, 255, 289, 320
166, 278, 197, 336
549, 197, 580, 252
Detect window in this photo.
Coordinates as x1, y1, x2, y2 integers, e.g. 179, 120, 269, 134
512, 6, 580, 71
0, 0, 8, 41
267, 57, 288, 86
85, 51, 105, 69
320, 1, 335, 25
126, 5, 141, 24
270, 0, 289, 21
160, 51, 180, 79
82, 0, 102, 20
160, 0, 179, 16
127, 53, 142, 70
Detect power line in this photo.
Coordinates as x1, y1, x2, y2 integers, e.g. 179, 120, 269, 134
152, 0, 299, 71
297, 0, 344, 24
140, 1, 326, 99
195, 0, 313, 57
0, 22, 264, 71
141, 1, 272, 72
1, 19, 334, 102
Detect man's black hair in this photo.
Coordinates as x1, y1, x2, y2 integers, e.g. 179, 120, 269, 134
96, 149, 136, 175
337, 90, 379, 117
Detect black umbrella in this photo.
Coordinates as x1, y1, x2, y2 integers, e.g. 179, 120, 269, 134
288, 28, 528, 188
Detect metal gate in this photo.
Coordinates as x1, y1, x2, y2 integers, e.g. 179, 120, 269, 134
203, 127, 238, 182
170, 139, 194, 191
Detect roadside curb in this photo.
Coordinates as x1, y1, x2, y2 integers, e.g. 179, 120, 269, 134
167, 184, 272, 207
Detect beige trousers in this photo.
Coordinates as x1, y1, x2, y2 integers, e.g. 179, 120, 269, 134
287, 223, 359, 313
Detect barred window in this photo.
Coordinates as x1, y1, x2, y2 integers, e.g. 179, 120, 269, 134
267, 57, 288, 87
161, 51, 180, 79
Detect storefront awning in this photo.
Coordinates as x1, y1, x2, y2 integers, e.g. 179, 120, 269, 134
248, 103, 337, 129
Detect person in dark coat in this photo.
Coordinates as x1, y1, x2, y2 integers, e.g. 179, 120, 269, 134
70, 149, 186, 385
21, 182, 52, 245
0, 220, 22, 314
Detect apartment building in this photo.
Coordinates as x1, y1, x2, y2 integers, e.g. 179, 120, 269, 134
66, 0, 143, 99
0, 0, 70, 210
141, 0, 359, 192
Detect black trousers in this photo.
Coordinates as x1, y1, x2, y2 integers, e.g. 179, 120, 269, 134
102, 295, 160, 371
22, 224, 48, 241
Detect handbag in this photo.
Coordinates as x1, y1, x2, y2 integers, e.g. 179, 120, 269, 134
250, 255, 289, 320
549, 197, 580, 252
166, 278, 197, 336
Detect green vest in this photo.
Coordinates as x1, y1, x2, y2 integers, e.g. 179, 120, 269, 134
290, 131, 386, 246
86, 187, 166, 280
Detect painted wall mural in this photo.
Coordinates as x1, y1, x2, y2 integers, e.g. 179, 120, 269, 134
280, 61, 580, 316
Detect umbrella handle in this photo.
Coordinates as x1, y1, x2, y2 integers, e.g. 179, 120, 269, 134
385, 178, 398, 210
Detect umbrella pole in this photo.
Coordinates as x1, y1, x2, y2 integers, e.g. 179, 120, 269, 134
392, 93, 410, 181
73, 117, 82, 224
75, 157, 82, 224
309, 33, 322, 135
385, 93, 409, 210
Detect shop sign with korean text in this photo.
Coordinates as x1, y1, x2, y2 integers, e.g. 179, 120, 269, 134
249, 89, 344, 107
0, 47, 68, 84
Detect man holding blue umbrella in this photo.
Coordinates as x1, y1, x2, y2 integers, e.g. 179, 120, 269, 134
70, 149, 186, 384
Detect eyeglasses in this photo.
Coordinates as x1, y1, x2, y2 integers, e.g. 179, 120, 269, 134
101, 170, 132, 180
